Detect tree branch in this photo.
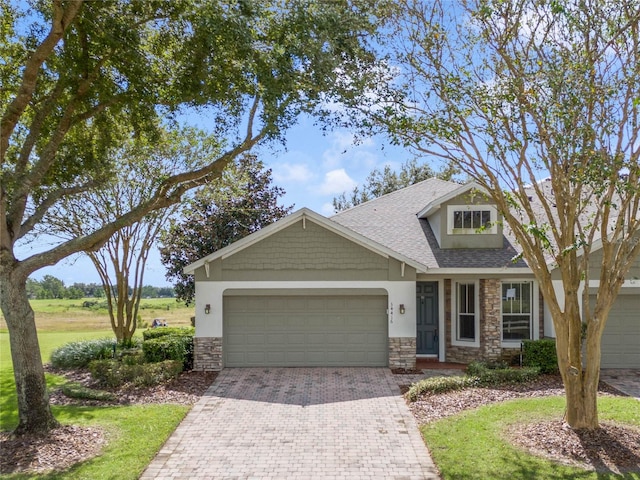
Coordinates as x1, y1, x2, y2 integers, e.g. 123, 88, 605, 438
0, 0, 84, 161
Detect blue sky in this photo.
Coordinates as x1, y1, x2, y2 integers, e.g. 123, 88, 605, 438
27, 116, 417, 288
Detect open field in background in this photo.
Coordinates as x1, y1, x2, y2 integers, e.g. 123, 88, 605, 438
0, 298, 194, 332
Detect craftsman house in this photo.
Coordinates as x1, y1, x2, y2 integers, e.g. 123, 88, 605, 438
185, 178, 640, 370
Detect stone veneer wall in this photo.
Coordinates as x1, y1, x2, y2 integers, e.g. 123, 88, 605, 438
389, 337, 416, 369
193, 337, 223, 371
479, 278, 502, 361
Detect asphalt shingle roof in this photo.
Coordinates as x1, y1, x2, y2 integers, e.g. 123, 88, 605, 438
331, 178, 528, 270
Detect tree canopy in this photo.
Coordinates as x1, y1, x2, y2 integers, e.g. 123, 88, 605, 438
368, 0, 640, 429
44, 126, 210, 342
0, 0, 388, 434
160, 154, 293, 305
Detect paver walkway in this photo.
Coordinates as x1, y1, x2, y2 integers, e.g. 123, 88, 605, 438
601, 369, 640, 400
140, 368, 440, 479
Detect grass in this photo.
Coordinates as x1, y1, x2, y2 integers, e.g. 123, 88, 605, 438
0, 328, 190, 479
422, 396, 640, 480
0, 297, 194, 332
2, 405, 189, 480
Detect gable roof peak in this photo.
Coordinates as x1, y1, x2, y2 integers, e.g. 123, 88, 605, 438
417, 181, 489, 218
331, 176, 459, 218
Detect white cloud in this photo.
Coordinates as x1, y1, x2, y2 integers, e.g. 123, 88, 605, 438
320, 202, 336, 216
272, 162, 314, 183
322, 131, 377, 170
317, 169, 357, 195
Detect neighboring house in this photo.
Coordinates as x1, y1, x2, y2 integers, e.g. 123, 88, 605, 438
184, 178, 640, 371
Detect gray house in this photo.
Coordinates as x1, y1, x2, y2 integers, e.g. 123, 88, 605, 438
184, 178, 640, 370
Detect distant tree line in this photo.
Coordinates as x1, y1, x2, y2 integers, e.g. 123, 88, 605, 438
26, 276, 174, 300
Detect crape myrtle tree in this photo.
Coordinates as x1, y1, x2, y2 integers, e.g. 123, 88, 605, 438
160, 153, 292, 306
0, 0, 388, 434
45, 128, 210, 343
332, 158, 458, 211
366, 0, 640, 429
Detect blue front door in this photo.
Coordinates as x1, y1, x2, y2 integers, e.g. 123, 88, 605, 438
416, 282, 439, 355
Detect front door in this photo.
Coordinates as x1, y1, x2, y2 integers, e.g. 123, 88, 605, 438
416, 282, 439, 355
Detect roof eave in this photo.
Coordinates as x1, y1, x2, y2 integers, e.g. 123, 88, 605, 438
417, 181, 488, 218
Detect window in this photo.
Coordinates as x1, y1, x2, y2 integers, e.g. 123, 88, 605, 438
453, 210, 491, 229
447, 205, 497, 234
456, 282, 476, 342
502, 282, 532, 341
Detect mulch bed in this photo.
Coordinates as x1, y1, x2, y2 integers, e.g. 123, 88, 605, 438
508, 421, 640, 474
44, 366, 218, 406
406, 374, 640, 473
0, 425, 106, 474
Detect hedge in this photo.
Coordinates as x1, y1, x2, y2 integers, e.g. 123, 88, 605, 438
142, 334, 193, 370
89, 359, 183, 388
522, 339, 559, 374
142, 326, 195, 341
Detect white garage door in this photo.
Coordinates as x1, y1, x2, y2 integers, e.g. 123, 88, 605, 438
599, 294, 640, 368
223, 295, 388, 367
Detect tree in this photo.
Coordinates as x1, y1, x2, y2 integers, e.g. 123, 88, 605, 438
160, 154, 293, 305
45, 127, 207, 343
332, 158, 458, 211
0, 0, 385, 434
38, 275, 66, 299
368, 0, 640, 429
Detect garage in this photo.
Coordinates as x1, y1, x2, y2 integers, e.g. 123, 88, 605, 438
598, 294, 640, 368
223, 294, 389, 367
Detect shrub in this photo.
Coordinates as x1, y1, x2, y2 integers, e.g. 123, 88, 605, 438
475, 366, 540, 386
466, 360, 508, 377
407, 362, 543, 403
522, 339, 559, 374
50, 338, 116, 369
143, 335, 193, 370
133, 360, 183, 387
89, 359, 183, 388
466, 360, 540, 386
61, 382, 117, 402
406, 376, 474, 402
142, 326, 194, 341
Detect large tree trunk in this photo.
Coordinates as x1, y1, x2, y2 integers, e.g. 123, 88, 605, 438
563, 371, 599, 429
553, 297, 601, 430
0, 265, 59, 434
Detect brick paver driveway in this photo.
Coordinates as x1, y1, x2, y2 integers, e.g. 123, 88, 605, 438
140, 368, 439, 479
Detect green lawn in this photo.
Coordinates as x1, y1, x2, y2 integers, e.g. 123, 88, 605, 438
0, 329, 190, 479
422, 396, 640, 480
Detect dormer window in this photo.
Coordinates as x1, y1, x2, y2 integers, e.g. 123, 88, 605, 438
447, 205, 498, 235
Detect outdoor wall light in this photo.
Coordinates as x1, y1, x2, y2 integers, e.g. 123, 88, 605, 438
399, 304, 405, 314
204, 304, 211, 314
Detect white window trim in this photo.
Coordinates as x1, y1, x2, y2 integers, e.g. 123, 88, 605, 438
500, 280, 539, 347
452, 280, 480, 347
447, 205, 498, 235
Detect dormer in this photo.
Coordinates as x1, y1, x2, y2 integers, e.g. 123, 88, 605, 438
417, 182, 503, 249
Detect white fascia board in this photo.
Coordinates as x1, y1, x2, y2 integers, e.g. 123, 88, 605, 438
417, 181, 488, 219
423, 267, 533, 275
184, 207, 428, 275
